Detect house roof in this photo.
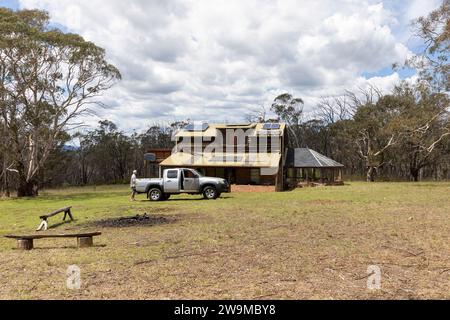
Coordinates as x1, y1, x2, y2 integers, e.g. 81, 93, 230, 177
174, 123, 286, 138
285, 148, 344, 168
160, 152, 281, 168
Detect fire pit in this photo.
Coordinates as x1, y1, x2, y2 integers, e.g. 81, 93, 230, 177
91, 213, 175, 228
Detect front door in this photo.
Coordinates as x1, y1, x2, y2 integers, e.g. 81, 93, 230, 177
182, 169, 200, 192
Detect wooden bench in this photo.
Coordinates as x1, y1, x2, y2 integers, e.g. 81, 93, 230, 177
36, 206, 73, 231
5, 232, 102, 250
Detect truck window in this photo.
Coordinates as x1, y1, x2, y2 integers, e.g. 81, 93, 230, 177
167, 170, 178, 179
183, 169, 198, 179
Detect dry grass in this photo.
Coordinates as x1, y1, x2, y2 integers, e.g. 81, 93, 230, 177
0, 182, 449, 300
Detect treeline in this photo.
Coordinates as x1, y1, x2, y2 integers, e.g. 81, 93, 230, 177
1, 120, 185, 193
268, 83, 450, 182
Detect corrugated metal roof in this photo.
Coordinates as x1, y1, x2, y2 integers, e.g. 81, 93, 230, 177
174, 123, 286, 138
285, 148, 344, 168
161, 152, 281, 168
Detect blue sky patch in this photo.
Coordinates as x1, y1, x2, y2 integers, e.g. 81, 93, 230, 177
1, 0, 19, 10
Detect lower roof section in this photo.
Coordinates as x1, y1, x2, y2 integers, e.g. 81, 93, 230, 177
160, 152, 281, 169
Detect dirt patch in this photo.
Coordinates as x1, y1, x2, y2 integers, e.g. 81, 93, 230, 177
89, 213, 177, 228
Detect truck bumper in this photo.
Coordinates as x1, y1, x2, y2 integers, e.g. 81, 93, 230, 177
218, 184, 231, 193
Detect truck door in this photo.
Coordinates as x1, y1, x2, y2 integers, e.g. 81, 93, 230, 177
164, 169, 180, 193
182, 169, 200, 192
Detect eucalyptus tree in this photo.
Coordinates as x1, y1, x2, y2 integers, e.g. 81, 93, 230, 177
392, 83, 450, 181
350, 88, 403, 182
407, 0, 449, 91
0, 9, 121, 196
271, 93, 304, 148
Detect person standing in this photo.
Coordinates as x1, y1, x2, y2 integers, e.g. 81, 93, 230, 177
130, 170, 137, 201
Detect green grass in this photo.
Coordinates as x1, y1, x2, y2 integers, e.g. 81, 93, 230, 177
0, 182, 449, 299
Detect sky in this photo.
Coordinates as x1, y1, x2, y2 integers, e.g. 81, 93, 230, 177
0, 0, 443, 132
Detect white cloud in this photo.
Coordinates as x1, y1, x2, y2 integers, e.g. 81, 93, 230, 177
17, 0, 426, 131
405, 0, 442, 21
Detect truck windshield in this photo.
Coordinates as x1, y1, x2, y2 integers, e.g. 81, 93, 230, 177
191, 169, 203, 177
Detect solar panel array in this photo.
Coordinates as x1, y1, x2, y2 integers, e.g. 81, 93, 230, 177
184, 123, 209, 132
263, 123, 281, 130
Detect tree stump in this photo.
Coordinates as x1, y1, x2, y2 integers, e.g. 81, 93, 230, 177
18, 239, 33, 250
77, 236, 93, 248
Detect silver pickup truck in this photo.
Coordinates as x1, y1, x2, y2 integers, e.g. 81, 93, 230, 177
135, 168, 230, 201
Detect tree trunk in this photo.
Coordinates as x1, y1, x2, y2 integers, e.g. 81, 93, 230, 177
2, 159, 10, 197
366, 166, 376, 182
17, 179, 38, 197
410, 167, 420, 182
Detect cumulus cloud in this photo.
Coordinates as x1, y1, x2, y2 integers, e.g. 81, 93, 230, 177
16, 0, 427, 131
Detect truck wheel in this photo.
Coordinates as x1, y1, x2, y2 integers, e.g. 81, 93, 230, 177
203, 186, 218, 200
148, 188, 163, 201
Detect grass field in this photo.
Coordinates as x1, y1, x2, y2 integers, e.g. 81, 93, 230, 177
0, 182, 449, 300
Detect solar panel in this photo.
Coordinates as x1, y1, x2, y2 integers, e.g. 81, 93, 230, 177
271, 123, 280, 129
184, 123, 209, 132
262, 123, 281, 130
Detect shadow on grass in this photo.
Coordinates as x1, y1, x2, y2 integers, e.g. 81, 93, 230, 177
138, 196, 233, 203
14, 191, 128, 203
10, 244, 107, 251
47, 220, 75, 230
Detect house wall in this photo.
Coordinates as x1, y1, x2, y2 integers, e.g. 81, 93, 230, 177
147, 149, 172, 162
145, 149, 172, 178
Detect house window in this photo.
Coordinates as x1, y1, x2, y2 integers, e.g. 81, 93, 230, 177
250, 169, 260, 184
